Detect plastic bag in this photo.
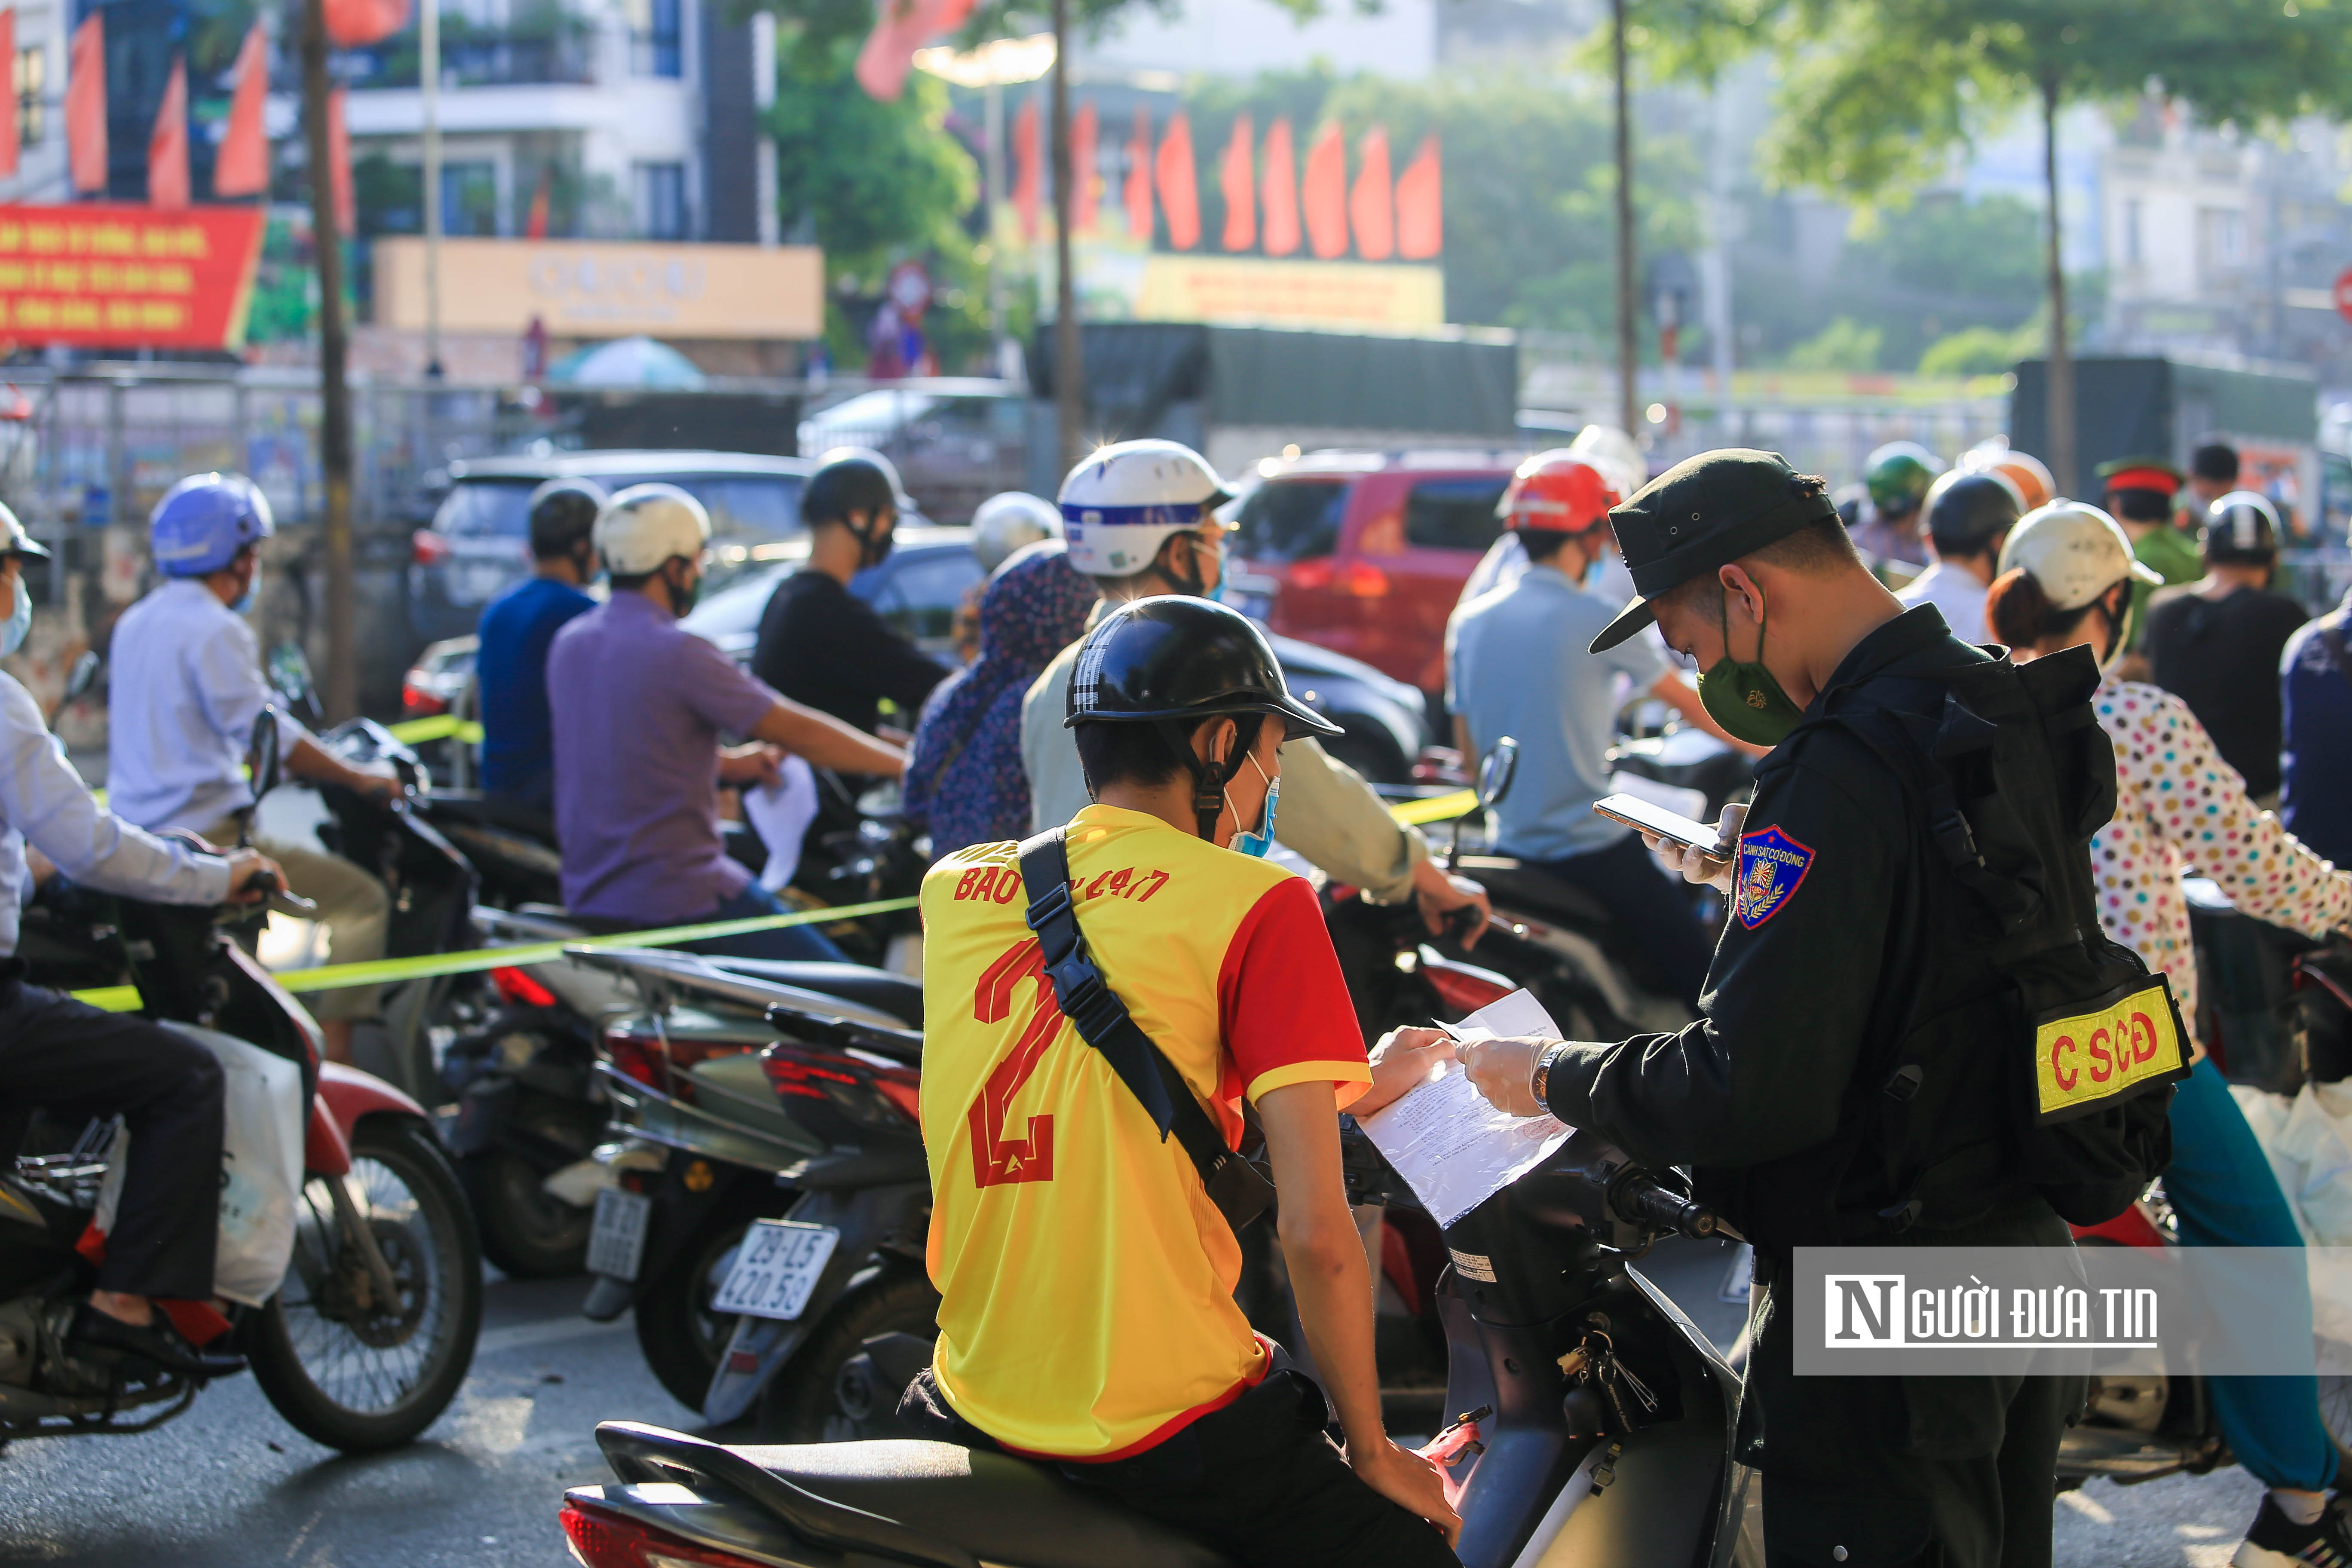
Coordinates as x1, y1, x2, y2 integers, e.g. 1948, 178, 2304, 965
92, 1025, 306, 1307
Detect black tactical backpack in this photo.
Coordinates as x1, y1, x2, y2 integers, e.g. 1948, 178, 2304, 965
1813, 643, 2184, 1233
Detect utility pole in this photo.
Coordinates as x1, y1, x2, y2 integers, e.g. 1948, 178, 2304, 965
2041, 72, 2075, 497
1611, 0, 1638, 438
422, 0, 443, 378
1050, 0, 1084, 469
301, 0, 357, 720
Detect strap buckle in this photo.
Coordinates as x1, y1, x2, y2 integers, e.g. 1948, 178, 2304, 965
1023, 880, 1074, 935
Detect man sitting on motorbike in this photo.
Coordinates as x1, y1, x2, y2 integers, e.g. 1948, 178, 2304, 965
751, 450, 949, 739
1021, 439, 1490, 944
107, 472, 404, 1064
545, 484, 908, 962
477, 478, 603, 815
1446, 451, 1761, 1008
0, 509, 281, 1379
912, 595, 1461, 1567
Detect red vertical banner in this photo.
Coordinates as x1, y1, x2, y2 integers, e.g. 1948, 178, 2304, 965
1301, 122, 1348, 259
1011, 98, 1041, 242
65, 14, 105, 195
326, 87, 355, 236
147, 58, 189, 211
0, 12, 18, 180
212, 24, 270, 198
325, 0, 413, 46
1070, 99, 1097, 235
1218, 112, 1253, 253
1155, 110, 1197, 251
1124, 104, 1152, 241
1260, 116, 1299, 257
1348, 126, 1392, 261
852, 0, 974, 103
1395, 133, 1442, 259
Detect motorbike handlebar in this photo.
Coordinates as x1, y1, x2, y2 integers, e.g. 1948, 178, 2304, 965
1608, 1167, 1738, 1243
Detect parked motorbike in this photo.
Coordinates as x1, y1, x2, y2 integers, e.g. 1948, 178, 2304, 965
567, 946, 931, 1427
559, 1126, 1756, 1568
2, 719, 483, 1452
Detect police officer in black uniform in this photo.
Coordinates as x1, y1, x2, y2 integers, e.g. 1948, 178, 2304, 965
1461, 450, 2116, 1568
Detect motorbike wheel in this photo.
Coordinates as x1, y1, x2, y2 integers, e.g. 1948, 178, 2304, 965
462, 1099, 603, 1280
756, 1267, 941, 1443
634, 1196, 791, 1413
246, 1118, 485, 1453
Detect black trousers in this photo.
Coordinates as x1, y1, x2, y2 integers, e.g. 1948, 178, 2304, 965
0, 981, 224, 1300
902, 1364, 1460, 1568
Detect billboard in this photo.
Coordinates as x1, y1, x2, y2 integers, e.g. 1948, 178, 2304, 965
373, 237, 824, 341
0, 204, 267, 349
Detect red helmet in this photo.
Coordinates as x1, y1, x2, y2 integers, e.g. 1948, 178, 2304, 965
1498, 451, 1614, 536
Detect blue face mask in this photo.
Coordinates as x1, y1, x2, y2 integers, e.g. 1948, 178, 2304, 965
232, 566, 259, 617
0, 576, 27, 657
1228, 752, 1279, 858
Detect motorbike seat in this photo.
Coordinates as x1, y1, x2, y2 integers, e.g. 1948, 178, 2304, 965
733, 1439, 1238, 1568
704, 960, 923, 1026
1455, 854, 1616, 926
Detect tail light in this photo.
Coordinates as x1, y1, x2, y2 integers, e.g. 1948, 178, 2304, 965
491, 965, 558, 1009
600, 1022, 759, 1105
763, 1041, 922, 1130
1339, 561, 1390, 598
411, 528, 453, 567
1421, 952, 1516, 1015
400, 675, 448, 718
603, 1028, 663, 1092
1290, 557, 1336, 591
559, 1497, 773, 1568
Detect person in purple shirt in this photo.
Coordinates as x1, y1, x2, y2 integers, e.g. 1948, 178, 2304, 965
546, 484, 906, 962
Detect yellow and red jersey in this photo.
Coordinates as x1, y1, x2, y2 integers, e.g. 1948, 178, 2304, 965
918, 804, 1371, 1460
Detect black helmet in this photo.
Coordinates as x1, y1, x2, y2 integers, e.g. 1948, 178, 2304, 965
1067, 597, 1340, 839
527, 477, 606, 559
2204, 490, 2281, 562
802, 450, 913, 527
1923, 471, 2021, 556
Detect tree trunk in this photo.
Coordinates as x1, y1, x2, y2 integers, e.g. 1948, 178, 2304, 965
2042, 72, 2075, 498
1612, 0, 1639, 438
1050, 0, 1084, 472
301, 0, 357, 721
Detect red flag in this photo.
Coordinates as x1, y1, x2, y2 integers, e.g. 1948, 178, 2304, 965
1011, 98, 1040, 241
1156, 110, 1199, 251
147, 56, 189, 211
324, 0, 411, 47
1124, 104, 1152, 241
524, 166, 551, 239
65, 14, 105, 195
213, 24, 270, 198
1071, 99, 1097, 235
1218, 113, 1253, 252
1395, 134, 1442, 260
1348, 125, 1392, 261
326, 87, 354, 236
1302, 122, 1348, 259
854, 0, 974, 103
1260, 116, 1299, 257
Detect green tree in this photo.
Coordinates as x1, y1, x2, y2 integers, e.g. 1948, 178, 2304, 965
1738, 0, 2352, 490
1785, 316, 1883, 372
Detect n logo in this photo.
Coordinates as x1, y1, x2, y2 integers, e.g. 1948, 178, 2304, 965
1825, 1274, 1906, 1345
967, 938, 1063, 1188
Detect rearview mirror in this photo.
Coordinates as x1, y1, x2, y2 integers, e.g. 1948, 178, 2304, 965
1477, 737, 1519, 810
61, 650, 99, 705
247, 708, 282, 805
266, 641, 318, 720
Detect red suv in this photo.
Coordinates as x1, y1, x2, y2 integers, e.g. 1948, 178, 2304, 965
1227, 453, 1517, 697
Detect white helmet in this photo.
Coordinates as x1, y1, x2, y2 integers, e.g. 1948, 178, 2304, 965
971, 491, 1063, 575
1568, 424, 1645, 501
1997, 499, 2163, 611
596, 482, 710, 576
1058, 439, 1229, 579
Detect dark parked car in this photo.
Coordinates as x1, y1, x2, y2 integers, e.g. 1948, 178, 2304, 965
407, 450, 933, 646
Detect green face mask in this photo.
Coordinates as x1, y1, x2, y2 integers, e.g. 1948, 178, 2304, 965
1697, 589, 1807, 747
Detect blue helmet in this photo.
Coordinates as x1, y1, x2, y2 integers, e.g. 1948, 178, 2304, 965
150, 472, 274, 578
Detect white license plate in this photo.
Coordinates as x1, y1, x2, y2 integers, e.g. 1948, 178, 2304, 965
588, 1187, 652, 1281
708, 1220, 842, 1322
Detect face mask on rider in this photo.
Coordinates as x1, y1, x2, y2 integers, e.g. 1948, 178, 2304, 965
668, 560, 702, 616
232, 563, 260, 617
1223, 750, 1280, 858
0, 574, 30, 656
1696, 585, 1806, 748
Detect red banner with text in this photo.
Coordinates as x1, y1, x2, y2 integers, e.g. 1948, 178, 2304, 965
0, 204, 267, 349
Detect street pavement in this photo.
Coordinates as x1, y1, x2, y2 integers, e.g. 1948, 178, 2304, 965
0, 1259, 2285, 1566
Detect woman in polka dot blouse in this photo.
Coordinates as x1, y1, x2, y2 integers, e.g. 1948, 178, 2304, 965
1990, 500, 2352, 1564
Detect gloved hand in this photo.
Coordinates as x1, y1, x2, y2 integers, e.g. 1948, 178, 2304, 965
1642, 801, 1747, 894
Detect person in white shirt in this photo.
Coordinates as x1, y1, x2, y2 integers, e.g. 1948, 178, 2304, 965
1894, 470, 2022, 646
105, 473, 398, 1063
0, 508, 285, 1380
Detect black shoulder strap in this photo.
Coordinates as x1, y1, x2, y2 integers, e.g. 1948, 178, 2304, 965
1016, 829, 1276, 1231
2318, 616, 2352, 695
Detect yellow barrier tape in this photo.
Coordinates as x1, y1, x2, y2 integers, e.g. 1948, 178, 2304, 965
1387, 789, 1478, 827
386, 714, 485, 746
69, 894, 921, 1014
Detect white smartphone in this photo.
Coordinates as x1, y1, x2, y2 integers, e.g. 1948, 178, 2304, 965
1591, 793, 1727, 855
